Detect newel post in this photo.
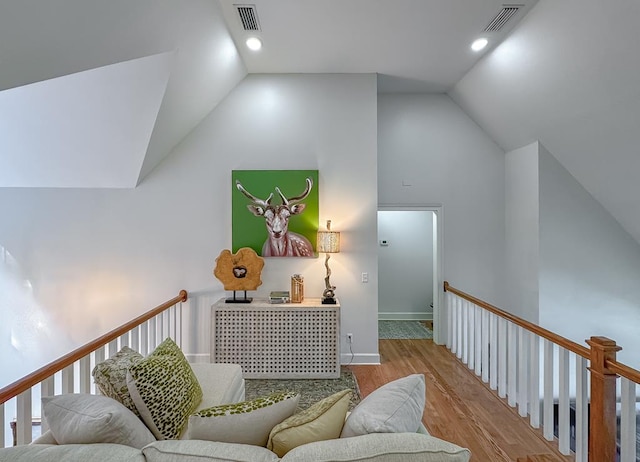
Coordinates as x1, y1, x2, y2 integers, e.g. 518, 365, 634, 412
587, 336, 621, 462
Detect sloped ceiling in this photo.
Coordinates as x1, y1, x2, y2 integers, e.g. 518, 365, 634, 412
450, 0, 640, 244
0, 0, 246, 188
3, 0, 638, 250
0, 53, 171, 188
219, 0, 538, 93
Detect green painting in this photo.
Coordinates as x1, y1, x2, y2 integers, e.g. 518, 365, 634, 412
232, 170, 319, 257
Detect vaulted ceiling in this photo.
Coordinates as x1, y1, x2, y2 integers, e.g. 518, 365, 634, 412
2, 0, 640, 244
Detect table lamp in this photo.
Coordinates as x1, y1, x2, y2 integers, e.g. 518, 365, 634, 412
317, 220, 340, 304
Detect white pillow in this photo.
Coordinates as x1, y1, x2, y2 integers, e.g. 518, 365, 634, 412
340, 374, 426, 438
42, 394, 156, 449
187, 392, 299, 446
143, 440, 280, 462
281, 432, 471, 462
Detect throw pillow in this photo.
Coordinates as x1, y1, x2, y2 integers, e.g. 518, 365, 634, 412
92, 346, 143, 415
187, 391, 299, 446
150, 337, 186, 360
267, 389, 351, 457
127, 340, 203, 440
143, 440, 280, 462
41, 393, 156, 449
340, 373, 426, 438
279, 432, 471, 462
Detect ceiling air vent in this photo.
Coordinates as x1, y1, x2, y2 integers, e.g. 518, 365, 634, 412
235, 4, 261, 31
484, 5, 522, 32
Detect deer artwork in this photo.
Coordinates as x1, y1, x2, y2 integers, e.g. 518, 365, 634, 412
236, 177, 315, 257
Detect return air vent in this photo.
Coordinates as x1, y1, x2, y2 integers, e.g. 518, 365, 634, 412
484, 5, 522, 32
235, 4, 261, 31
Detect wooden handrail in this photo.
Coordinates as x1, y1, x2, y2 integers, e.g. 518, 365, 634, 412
0, 290, 188, 405
606, 357, 640, 384
444, 281, 590, 359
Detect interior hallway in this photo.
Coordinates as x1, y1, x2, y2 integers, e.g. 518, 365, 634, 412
349, 339, 573, 462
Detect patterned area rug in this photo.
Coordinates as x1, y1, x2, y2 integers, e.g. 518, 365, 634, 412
378, 321, 433, 339
244, 368, 361, 411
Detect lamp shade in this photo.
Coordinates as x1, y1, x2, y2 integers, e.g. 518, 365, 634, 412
317, 230, 340, 253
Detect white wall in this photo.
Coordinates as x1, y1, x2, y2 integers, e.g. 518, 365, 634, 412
538, 143, 640, 367
0, 73, 380, 388
377, 93, 506, 308
378, 210, 433, 320
505, 142, 540, 322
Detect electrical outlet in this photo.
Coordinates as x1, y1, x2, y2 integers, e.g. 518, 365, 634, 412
347, 333, 353, 343
361, 272, 369, 283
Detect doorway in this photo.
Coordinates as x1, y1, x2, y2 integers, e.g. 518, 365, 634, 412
377, 206, 443, 344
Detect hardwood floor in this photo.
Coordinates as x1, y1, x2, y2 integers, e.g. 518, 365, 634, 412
348, 339, 574, 462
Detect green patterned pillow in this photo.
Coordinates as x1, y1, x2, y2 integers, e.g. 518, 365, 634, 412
127, 343, 203, 440
267, 389, 351, 457
187, 392, 299, 446
92, 346, 143, 416
150, 337, 185, 360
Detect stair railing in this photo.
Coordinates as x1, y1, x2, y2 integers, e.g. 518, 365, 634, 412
0, 290, 187, 447
444, 281, 639, 462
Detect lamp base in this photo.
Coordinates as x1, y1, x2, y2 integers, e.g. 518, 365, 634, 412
322, 297, 337, 305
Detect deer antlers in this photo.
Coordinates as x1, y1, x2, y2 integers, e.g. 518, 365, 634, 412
235, 180, 274, 208
236, 177, 313, 207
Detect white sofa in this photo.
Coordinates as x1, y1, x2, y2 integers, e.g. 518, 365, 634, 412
0, 363, 471, 462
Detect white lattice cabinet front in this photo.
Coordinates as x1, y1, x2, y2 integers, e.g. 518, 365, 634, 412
211, 298, 340, 378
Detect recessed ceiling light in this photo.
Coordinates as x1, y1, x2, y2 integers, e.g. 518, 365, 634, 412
471, 38, 488, 52
246, 37, 262, 51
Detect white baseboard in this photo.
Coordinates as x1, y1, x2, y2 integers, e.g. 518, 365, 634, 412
378, 312, 433, 321
341, 353, 380, 365
186, 353, 211, 363
187, 352, 380, 366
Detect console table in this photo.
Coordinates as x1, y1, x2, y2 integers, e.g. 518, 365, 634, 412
211, 298, 340, 378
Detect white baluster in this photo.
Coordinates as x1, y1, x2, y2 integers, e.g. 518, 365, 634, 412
507, 322, 517, 407
446, 292, 452, 350
620, 378, 637, 462
528, 334, 540, 428
16, 389, 32, 444
79, 356, 91, 394
468, 303, 474, 369
517, 329, 528, 417
161, 311, 167, 343
474, 306, 482, 376
95, 346, 105, 364
149, 316, 157, 350
61, 364, 74, 394
489, 313, 498, 390
177, 303, 183, 348
141, 321, 149, 356
543, 340, 554, 441
40, 376, 54, 433
481, 309, 489, 382
119, 333, 129, 349
498, 317, 507, 398
575, 356, 588, 462
558, 347, 570, 455
456, 297, 463, 359
131, 326, 140, 353
0, 402, 5, 448
108, 339, 118, 358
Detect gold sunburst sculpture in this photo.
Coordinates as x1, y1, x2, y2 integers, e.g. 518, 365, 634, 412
213, 247, 264, 292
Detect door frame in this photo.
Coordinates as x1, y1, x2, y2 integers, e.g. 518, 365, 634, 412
377, 204, 445, 345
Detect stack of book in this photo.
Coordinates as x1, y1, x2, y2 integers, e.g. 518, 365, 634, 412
269, 291, 290, 304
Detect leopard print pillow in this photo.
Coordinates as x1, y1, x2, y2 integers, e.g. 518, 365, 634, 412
127, 341, 202, 440
150, 337, 185, 360
188, 392, 299, 446
92, 346, 143, 416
